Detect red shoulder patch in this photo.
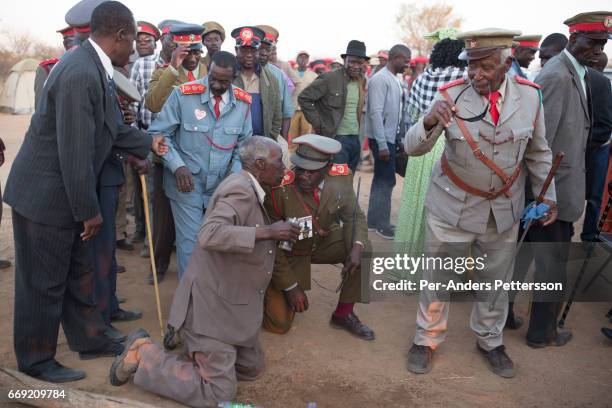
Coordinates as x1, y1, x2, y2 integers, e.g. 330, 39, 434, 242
233, 87, 252, 104
515, 76, 541, 89
329, 164, 349, 176
179, 83, 206, 95
39, 58, 59, 67
276, 170, 295, 187
438, 77, 467, 91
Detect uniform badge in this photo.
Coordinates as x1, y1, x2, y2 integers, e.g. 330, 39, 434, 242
278, 170, 295, 187
179, 83, 206, 95
329, 164, 349, 176
240, 28, 253, 41
605, 16, 612, 28
194, 108, 206, 120
469, 40, 477, 48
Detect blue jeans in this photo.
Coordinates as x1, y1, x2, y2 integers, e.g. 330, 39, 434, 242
581, 143, 610, 241
367, 139, 396, 229
334, 135, 361, 173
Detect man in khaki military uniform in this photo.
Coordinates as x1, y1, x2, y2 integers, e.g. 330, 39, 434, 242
145, 23, 209, 113
201, 21, 225, 67
404, 29, 558, 378
263, 134, 375, 341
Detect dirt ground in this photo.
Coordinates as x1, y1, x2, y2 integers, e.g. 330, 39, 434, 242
0, 112, 611, 408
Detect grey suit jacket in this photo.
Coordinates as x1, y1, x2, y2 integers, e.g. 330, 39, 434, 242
405, 75, 555, 234
4, 40, 152, 227
168, 170, 276, 347
365, 66, 404, 149
535, 51, 592, 222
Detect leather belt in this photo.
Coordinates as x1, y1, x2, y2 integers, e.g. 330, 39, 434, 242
441, 153, 521, 200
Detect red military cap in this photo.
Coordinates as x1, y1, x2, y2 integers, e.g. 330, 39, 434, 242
256, 24, 279, 45
231, 26, 266, 48
137, 21, 161, 41
564, 11, 612, 40
56, 26, 77, 37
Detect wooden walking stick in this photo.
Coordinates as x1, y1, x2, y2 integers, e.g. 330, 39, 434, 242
140, 174, 164, 339
489, 152, 564, 311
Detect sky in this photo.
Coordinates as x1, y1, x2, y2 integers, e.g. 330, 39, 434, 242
1, 0, 611, 62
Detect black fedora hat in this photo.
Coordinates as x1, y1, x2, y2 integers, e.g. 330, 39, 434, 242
341, 40, 370, 60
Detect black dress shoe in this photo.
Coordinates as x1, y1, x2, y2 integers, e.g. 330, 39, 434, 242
116, 239, 134, 251
601, 327, 612, 341
79, 340, 124, 360
116, 265, 126, 274
29, 361, 86, 383
477, 344, 515, 378
330, 312, 375, 341
505, 315, 523, 330
105, 325, 127, 342
527, 330, 572, 349
407, 344, 433, 374
111, 308, 143, 322
0, 260, 11, 269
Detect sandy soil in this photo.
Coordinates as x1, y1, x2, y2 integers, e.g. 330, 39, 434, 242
0, 112, 610, 407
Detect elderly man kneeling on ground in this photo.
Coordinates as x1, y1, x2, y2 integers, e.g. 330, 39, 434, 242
109, 136, 299, 407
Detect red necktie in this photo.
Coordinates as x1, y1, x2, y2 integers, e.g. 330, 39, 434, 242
313, 187, 320, 206
213, 95, 222, 119
488, 91, 501, 125
187, 70, 196, 81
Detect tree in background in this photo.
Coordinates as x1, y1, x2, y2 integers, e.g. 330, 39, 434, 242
396, 2, 462, 56
0, 26, 61, 81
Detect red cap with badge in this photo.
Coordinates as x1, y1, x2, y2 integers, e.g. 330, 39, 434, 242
564, 11, 612, 40
231, 26, 266, 49
137, 21, 161, 41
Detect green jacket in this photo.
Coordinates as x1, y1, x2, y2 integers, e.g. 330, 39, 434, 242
233, 66, 282, 139
264, 168, 369, 291
298, 68, 366, 137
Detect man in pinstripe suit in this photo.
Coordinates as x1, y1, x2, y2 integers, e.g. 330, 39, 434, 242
3, 1, 167, 383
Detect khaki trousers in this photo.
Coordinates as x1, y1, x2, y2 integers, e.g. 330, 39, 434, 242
288, 111, 312, 145
263, 228, 363, 334
134, 306, 264, 407
413, 212, 519, 351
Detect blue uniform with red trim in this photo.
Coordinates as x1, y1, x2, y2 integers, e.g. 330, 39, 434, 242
148, 76, 253, 278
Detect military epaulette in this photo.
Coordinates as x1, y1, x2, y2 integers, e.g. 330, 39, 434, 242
514, 76, 541, 89
233, 87, 252, 104
39, 58, 59, 67
329, 164, 349, 176
179, 83, 206, 95
274, 170, 295, 188
438, 77, 467, 91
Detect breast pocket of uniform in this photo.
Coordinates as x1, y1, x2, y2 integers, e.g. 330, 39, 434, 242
444, 127, 470, 167
510, 126, 533, 167
182, 122, 209, 151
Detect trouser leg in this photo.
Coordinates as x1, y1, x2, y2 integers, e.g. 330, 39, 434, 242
334, 135, 361, 173
169, 198, 204, 279
582, 144, 610, 241
413, 213, 472, 349
367, 139, 396, 229
526, 220, 572, 343
469, 219, 518, 350
152, 163, 175, 275
263, 284, 295, 334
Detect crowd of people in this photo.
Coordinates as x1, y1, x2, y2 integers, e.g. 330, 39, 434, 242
0, 0, 611, 405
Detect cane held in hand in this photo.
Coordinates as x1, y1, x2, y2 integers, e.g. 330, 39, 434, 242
488, 152, 564, 311
140, 174, 165, 338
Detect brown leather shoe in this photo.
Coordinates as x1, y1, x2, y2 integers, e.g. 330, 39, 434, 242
407, 344, 433, 374
330, 312, 375, 341
477, 344, 515, 378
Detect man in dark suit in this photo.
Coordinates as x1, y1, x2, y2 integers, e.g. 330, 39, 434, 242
3, 1, 167, 383
508, 11, 611, 348
582, 52, 612, 242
